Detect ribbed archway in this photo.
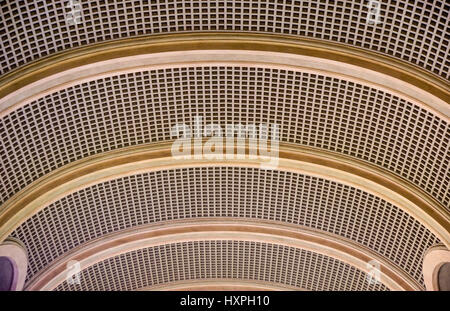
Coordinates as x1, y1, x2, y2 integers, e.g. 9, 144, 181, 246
0, 1, 448, 291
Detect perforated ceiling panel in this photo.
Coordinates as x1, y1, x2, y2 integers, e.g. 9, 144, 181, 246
0, 1, 448, 79
54, 240, 389, 291
1, 67, 448, 210
11, 167, 440, 288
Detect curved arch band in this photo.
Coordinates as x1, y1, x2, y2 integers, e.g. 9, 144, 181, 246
141, 280, 301, 291
26, 220, 417, 291
0, 34, 448, 118
1, 142, 448, 246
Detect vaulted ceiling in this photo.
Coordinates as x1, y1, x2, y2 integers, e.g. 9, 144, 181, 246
0, 0, 448, 291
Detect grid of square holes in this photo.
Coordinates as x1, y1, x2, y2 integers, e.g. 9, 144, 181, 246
55, 240, 389, 291
11, 167, 440, 288
1, 66, 448, 210
0, 1, 448, 79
